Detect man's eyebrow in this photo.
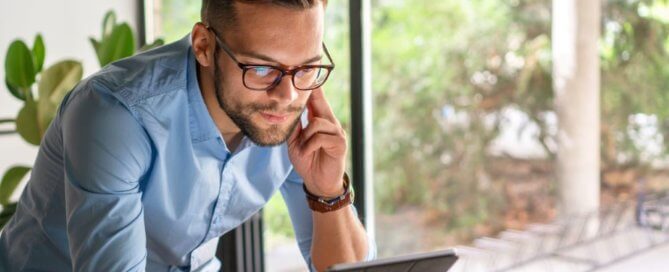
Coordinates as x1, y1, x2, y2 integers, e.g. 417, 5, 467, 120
238, 51, 323, 66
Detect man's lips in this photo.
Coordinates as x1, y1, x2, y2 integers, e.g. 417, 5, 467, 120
259, 112, 290, 124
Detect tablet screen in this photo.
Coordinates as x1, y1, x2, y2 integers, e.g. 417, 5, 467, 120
326, 248, 458, 272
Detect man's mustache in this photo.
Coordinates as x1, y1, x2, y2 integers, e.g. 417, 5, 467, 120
248, 102, 304, 113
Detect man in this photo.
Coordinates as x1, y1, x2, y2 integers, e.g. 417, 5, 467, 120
0, 0, 375, 271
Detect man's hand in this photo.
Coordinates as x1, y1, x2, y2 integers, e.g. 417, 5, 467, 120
287, 87, 347, 198
287, 88, 370, 271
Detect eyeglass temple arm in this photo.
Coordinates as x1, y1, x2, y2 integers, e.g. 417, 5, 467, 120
205, 24, 245, 66
322, 43, 335, 68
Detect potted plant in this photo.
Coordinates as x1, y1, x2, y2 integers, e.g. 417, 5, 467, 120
0, 11, 163, 229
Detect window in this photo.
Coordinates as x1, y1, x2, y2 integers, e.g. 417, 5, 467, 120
370, 0, 557, 257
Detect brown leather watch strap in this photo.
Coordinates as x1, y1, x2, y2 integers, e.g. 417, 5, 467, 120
303, 173, 354, 213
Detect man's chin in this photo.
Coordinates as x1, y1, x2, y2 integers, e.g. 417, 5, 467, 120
248, 131, 289, 147
245, 117, 300, 147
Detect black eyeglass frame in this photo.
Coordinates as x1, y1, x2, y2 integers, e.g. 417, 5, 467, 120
206, 25, 335, 91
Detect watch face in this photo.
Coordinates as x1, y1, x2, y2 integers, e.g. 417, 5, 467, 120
304, 172, 353, 213
322, 195, 345, 206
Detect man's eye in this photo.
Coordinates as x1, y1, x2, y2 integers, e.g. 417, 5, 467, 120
296, 68, 314, 77
251, 67, 273, 77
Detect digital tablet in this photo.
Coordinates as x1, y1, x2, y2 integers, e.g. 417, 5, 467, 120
326, 248, 458, 272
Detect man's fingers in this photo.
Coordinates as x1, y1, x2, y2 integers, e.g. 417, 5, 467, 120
292, 88, 347, 159
299, 117, 339, 145
300, 133, 346, 156
307, 88, 337, 123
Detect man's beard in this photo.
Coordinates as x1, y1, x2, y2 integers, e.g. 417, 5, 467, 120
213, 51, 304, 147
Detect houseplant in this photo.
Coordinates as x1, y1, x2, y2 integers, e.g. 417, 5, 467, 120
0, 11, 163, 229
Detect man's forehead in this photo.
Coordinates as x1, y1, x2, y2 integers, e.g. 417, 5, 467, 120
236, 49, 323, 67
234, 1, 325, 28
223, 2, 325, 66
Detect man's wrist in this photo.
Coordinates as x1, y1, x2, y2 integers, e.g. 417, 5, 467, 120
303, 173, 353, 213
304, 176, 347, 199
305, 184, 345, 199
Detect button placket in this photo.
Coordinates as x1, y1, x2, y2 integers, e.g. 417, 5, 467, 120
206, 158, 234, 238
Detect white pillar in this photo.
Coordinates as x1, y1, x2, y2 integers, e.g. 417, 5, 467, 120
552, 0, 601, 215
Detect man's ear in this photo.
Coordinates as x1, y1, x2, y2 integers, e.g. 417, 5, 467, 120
191, 22, 215, 68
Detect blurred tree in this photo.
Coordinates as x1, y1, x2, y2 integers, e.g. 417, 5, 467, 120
371, 0, 669, 253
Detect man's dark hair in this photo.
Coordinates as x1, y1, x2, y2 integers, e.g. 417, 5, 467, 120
202, 0, 322, 30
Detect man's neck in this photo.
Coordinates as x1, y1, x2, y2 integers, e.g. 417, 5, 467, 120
196, 63, 243, 152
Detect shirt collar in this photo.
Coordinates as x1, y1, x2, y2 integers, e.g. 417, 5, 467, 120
185, 34, 223, 144
184, 34, 257, 152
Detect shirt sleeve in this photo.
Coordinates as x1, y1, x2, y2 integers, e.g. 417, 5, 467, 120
60, 81, 152, 272
280, 168, 377, 271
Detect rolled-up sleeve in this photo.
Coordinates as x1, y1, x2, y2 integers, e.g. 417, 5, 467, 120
280, 169, 377, 271
60, 82, 152, 271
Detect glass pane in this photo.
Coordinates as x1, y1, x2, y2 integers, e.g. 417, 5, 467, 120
151, 0, 201, 43
371, 0, 557, 257
371, 0, 669, 267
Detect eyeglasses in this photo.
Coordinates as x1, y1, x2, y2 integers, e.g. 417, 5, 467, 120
206, 25, 335, 91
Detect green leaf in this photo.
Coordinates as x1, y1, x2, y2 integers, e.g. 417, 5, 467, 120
32, 34, 45, 73
38, 60, 82, 105
5, 40, 36, 88
0, 166, 30, 205
5, 78, 26, 101
37, 60, 83, 131
97, 23, 135, 67
139, 38, 165, 52
0, 202, 18, 230
89, 37, 101, 55
102, 11, 117, 39
16, 96, 41, 145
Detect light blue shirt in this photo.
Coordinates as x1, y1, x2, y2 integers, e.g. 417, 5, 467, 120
0, 35, 375, 271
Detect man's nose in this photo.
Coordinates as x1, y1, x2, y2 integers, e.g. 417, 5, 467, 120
266, 75, 299, 106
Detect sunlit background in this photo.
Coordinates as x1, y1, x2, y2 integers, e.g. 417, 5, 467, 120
2, 0, 669, 271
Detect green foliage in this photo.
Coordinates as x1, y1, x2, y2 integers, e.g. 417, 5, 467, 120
263, 194, 294, 239
1, 10, 160, 230
32, 35, 45, 73
370, 0, 669, 248
5, 78, 24, 102
90, 11, 137, 67
600, 0, 669, 163
5, 41, 35, 100
140, 38, 166, 52
16, 94, 40, 145
0, 166, 30, 228
0, 203, 17, 229
159, 0, 202, 43
371, 0, 522, 232
6, 39, 84, 146
0, 166, 31, 206
3, 34, 84, 146
37, 61, 84, 131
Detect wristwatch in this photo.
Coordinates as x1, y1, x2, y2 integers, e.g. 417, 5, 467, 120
303, 173, 354, 213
